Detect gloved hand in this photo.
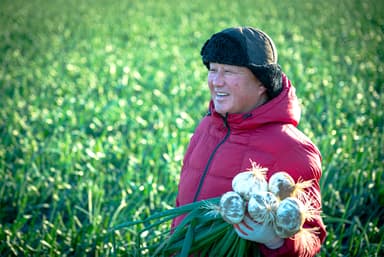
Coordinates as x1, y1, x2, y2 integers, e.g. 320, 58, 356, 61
233, 215, 284, 249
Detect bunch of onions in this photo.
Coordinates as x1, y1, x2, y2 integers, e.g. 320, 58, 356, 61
122, 161, 320, 256
219, 162, 320, 245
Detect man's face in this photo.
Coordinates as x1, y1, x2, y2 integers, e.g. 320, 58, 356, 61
208, 63, 267, 115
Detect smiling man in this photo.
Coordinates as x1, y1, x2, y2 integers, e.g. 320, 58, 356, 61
172, 26, 326, 257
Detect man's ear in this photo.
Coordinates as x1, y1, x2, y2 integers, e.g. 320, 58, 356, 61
258, 84, 268, 95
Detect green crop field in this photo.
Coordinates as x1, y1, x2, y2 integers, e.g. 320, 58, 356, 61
0, 0, 383, 256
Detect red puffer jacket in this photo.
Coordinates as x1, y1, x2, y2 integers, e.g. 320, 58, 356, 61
173, 74, 327, 257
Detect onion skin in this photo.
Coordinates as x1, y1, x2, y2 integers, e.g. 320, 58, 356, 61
268, 171, 296, 200
248, 191, 278, 224
232, 171, 268, 200
274, 197, 304, 238
219, 191, 245, 224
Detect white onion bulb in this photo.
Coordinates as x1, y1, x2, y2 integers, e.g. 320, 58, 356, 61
274, 197, 304, 238
269, 171, 313, 201
219, 191, 245, 224
268, 171, 296, 200
232, 161, 268, 200
248, 191, 279, 224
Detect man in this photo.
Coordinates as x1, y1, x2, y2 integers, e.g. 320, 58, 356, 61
173, 26, 326, 256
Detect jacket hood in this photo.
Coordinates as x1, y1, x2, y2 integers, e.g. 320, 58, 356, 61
209, 73, 301, 129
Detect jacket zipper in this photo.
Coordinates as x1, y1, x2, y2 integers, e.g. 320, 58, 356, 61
193, 113, 231, 202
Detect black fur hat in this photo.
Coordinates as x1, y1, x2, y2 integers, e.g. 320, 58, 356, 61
201, 26, 283, 99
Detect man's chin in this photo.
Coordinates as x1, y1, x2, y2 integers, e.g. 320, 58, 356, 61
216, 109, 230, 116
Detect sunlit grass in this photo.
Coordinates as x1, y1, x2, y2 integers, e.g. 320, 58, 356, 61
0, 0, 383, 256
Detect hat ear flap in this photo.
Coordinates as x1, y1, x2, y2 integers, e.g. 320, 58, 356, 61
249, 64, 283, 99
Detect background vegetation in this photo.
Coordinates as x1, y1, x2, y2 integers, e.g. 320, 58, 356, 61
0, 0, 383, 256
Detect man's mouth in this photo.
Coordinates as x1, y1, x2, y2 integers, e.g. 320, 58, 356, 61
216, 92, 229, 97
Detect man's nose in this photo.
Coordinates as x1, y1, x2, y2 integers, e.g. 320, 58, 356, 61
212, 71, 224, 86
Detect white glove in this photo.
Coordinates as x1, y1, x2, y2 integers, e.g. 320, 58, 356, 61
234, 215, 284, 249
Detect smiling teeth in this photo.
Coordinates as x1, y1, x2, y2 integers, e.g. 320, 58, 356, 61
217, 92, 229, 96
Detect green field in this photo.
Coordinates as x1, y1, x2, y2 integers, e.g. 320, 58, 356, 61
1, 0, 383, 256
